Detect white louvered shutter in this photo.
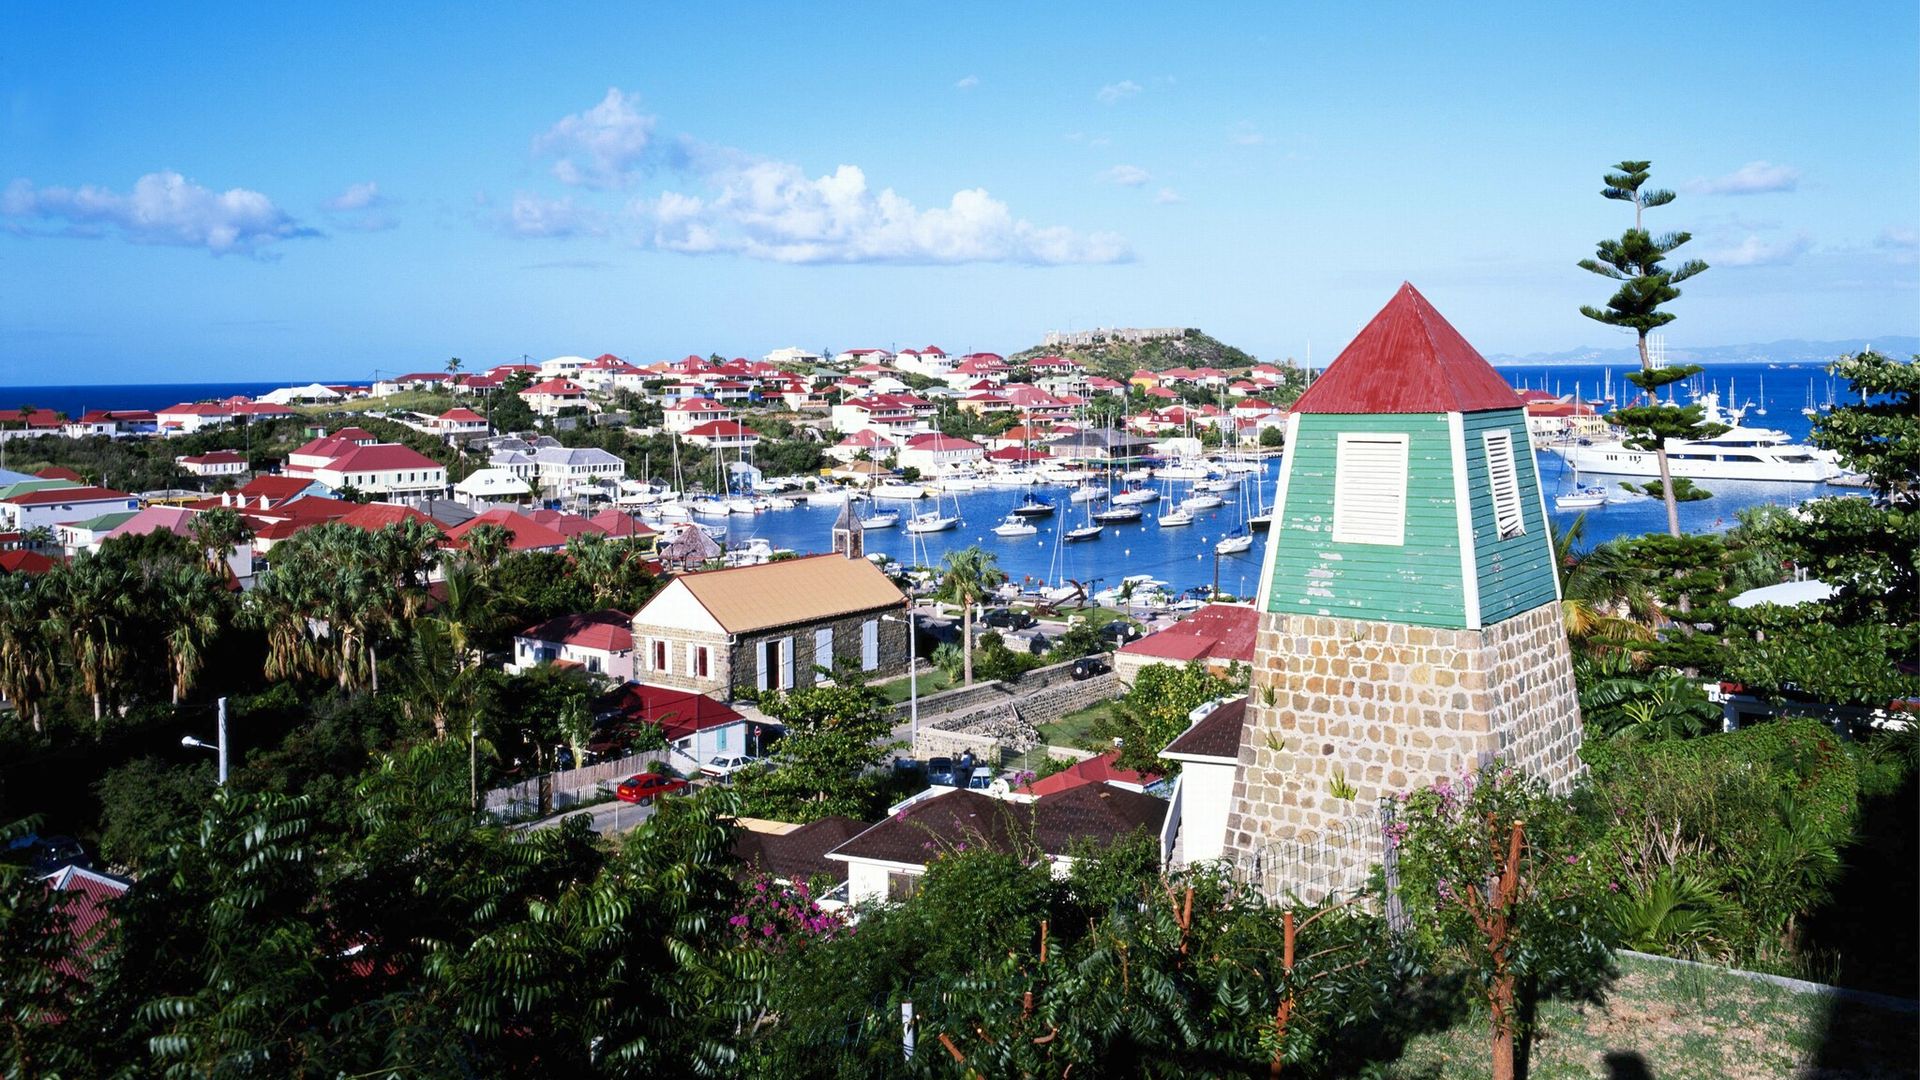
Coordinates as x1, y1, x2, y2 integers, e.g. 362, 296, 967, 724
1331, 434, 1410, 545
1482, 430, 1524, 539
815, 628, 834, 683
861, 620, 879, 671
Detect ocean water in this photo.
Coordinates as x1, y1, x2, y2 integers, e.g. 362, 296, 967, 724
11, 360, 1855, 590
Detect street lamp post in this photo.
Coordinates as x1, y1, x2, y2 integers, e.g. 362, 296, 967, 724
883, 608, 918, 752
181, 696, 228, 785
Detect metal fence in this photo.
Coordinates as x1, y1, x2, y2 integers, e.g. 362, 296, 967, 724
1230, 799, 1403, 923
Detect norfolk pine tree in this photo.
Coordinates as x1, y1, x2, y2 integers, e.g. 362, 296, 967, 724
1578, 160, 1720, 536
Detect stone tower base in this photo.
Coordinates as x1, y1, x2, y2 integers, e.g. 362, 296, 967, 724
1223, 602, 1582, 894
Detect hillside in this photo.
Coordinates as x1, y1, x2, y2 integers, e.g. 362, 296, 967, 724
1010, 328, 1257, 378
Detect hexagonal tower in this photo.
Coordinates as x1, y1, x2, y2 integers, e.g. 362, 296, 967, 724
1225, 283, 1583, 890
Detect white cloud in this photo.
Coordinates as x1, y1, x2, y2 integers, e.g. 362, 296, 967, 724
1096, 80, 1141, 105
1710, 233, 1813, 266
1876, 226, 1918, 265
534, 88, 658, 189
323, 181, 384, 211
1154, 187, 1184, 205
1101, 164, 1151, 187
1685, 161, 1802, 196
954, 75, 979, 90
1, 170, 314, 256
635, 160, 1128, 265
320, 182, 397, 231
501, 192, 603, 238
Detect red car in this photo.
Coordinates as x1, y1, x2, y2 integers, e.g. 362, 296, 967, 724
614, 773, 688, 806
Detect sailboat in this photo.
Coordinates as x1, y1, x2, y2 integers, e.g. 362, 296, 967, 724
1554, 462, 1608, 511
859, 508, 899, 529
1009, 494, 1056, 518
1755, 375, 1768, 417
992, 513, 1038, 538
1069, 482, 1106, 503
1602, 367, 1616, 404
1214, 472, 1255, 553
1158, 506, 1194, 527
904, 486, 962, 533
1064, 494, 1103, 541
1801, 379, 1818, 417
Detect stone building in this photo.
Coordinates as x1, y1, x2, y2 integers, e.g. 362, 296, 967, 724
1211, 283, 1583, 896
627, 550, 908, 701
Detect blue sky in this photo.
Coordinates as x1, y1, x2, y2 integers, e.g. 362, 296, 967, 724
4, 2, 1916, 384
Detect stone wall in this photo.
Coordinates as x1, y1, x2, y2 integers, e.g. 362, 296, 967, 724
1223, 602, 1581, 895
899, 659, 1122, 765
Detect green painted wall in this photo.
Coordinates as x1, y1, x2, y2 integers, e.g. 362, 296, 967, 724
1460, 409, 1560, 625
1264, 412, 1468, 628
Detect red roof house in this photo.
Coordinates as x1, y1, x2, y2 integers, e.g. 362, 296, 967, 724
1115, 603, 1259, 681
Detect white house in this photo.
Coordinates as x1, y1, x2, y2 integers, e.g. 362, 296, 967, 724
1157, 696, 1248, 864
895, 433, 985, 475
453, 467, 534, 504
0, 485, 141, 531
537, 355, 595, 379
155, 403, 234, 435
527, 446, 626, 500
763, 346, 823, 366
428, 408, 491, 438
283, 437, 448, 501
174, 450, 249, 478
663, 398, 733, 434
826, 429, 899, 464
518, 378, 591, 417
510, 609, 635, 680
681, 420, 761, 452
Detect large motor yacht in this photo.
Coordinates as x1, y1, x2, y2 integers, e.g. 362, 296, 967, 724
1544, 393, 1840, 483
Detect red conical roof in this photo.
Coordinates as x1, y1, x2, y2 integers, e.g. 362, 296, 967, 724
1292, 283, 1522, 414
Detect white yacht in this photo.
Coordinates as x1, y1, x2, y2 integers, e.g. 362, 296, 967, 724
904, 510, 960, 534
870, 483, 929, 500
1544, 393, 1840, 483
860, 510, 900, 529
992, 515, 1038, 538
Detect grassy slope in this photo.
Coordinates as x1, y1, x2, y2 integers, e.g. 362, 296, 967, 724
1371, 952, 1917, 1079
1009, 329, 1257, 379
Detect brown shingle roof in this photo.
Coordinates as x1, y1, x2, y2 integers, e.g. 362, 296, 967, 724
670, 553, 904, 634
1032, 783, 1166, 853
1162, 696, 1248, 761
733, 816, 869, 885
828, 784, 1165, 867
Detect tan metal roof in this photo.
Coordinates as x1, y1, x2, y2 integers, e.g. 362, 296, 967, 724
675, 553, 904, 634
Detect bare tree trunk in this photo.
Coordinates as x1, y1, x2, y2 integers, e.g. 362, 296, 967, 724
1637, 331, 1682, 537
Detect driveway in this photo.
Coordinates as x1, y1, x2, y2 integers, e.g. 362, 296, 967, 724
520, 795, 656, 836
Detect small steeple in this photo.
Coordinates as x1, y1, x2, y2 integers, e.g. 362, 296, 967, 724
831, 498, 864, 559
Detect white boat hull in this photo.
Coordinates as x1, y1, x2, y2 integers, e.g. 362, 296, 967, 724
1215, 535, 1254, 555
1548, 442, 1837, 483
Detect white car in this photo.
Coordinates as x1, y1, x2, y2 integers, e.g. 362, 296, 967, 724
701, 754, 760, 779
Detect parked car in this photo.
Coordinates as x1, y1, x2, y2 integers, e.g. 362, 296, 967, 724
1099, 620, 1145, 644
983, 608, 1037, 631
1071, 655, 1110, 681
701, 754, 760, 779
614, 772, 688, 806
3, 833, 90, 876
966, 769, 997, 791
925, 756, 957, 786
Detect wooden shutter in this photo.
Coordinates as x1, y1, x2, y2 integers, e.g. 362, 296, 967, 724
756, 641, 771, 692
861, 619, 879, 671
781, 637, 796, 689
1482, 430, 1524, 539
1331, 433, 1409, 545
815, 628, 834, 683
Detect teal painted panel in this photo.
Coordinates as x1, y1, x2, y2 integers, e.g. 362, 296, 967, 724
1264, 412, 1468, 628
1461, 409, 1560, 624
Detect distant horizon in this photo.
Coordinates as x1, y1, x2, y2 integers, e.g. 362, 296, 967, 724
9, 335, 1915, 393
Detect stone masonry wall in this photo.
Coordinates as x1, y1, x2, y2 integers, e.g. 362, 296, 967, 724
1223, 602, 1581, 894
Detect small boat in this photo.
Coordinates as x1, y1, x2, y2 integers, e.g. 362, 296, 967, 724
1093, 506, 1143, 523
992, 515, 1038, 538
689, 497, 731, 518
1064, 524, 1103, 542
1069, 484, 1107, 503
1182, 492, 1225, 511
871, 483, 928, 500
860, 510, 900, 529
905, 511, 960, 534
1158, 508, 1194, 528
727, 497, 761, 514
1194, 476, 1237, 493
1009, 496, 1056, 518
1215, 533, 1254, 555
1554, 488, 1608, 511
1112, 486, 1160, 505
804, 488, 849, 505
1248, 511, 1272, 532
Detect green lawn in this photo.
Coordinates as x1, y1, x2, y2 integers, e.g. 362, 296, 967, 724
876, 666, 956, 705
1365, 951, 1917, 1079
295, 390, 459, 416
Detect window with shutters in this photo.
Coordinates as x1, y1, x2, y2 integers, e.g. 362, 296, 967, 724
1482, 430, 1525, 539
694, 646, 709, 679
780, 637, 796, 689
1330, 433, 1410, 545
652, 640, 668, 672
814, 627, 834, 683
861, 620, 879, 671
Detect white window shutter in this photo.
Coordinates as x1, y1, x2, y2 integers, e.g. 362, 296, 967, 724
861, 620, 879, 671
1482, 430, 1525, 539
815, 628, 834, 683
781, 637, 796, 689
757, 642, 771, 692
1331, 434, 1410, 545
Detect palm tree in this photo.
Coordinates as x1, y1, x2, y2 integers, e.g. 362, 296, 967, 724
0, 575, 54, 732
938, 546, 1007, 685
162, 565, 223, 703
1551, 514, 1656, 650
566, 532, 624, 607
189, 508, 252, 574
52, 555, 134, 723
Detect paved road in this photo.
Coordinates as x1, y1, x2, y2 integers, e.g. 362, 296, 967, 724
522, 795, 656, 835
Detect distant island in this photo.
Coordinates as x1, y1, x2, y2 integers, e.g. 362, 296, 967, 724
1486, 334, 1920, 368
